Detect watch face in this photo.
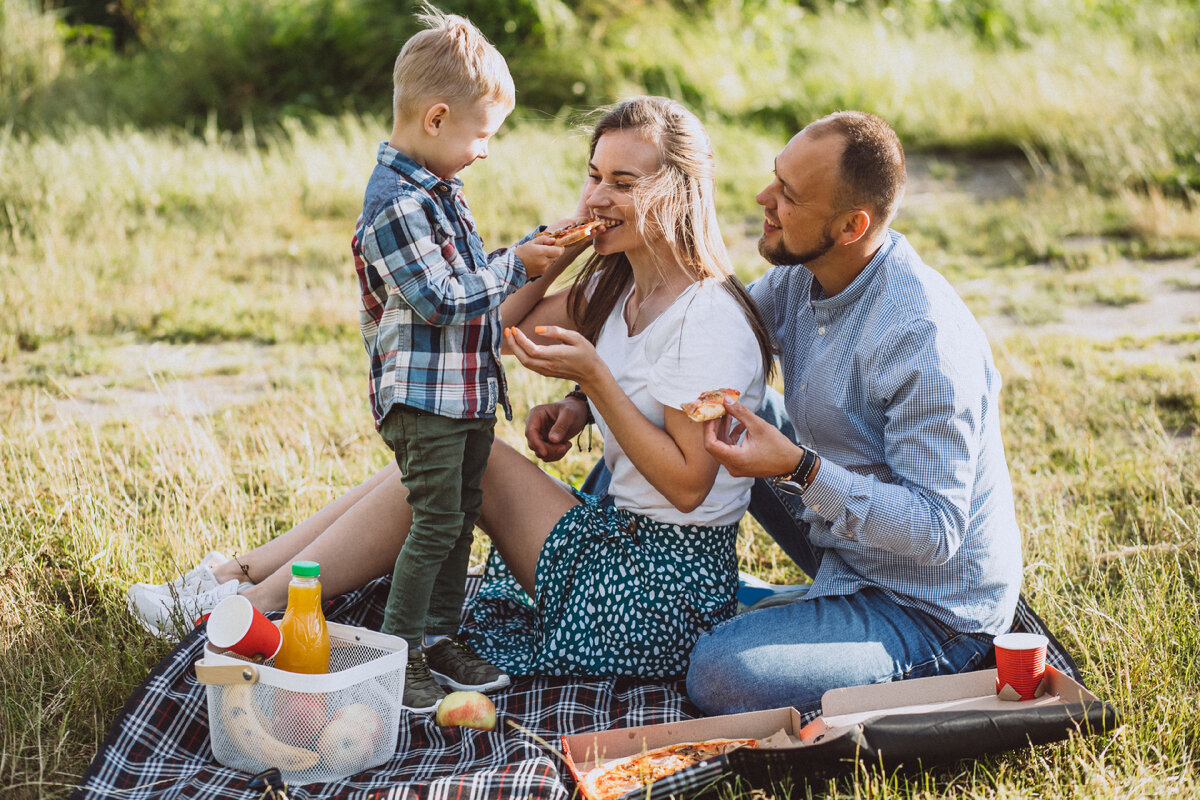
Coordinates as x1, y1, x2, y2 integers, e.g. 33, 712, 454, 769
774, 479, 805, 496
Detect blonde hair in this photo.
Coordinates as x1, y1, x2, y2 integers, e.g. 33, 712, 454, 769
392, 4, 515, 118
568, 96, 774, 376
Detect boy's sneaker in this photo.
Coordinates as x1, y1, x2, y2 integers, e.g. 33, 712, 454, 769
126, 579, 240, 639
424, 636, 510, 693
404, 652, 447, 713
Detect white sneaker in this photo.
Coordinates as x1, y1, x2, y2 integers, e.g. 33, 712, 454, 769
127, 578, 240, 639
155, 551, 230, 596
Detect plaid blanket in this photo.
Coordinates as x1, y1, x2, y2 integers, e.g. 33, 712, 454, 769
74, 575, 698, 800
74, 576, 1082, 800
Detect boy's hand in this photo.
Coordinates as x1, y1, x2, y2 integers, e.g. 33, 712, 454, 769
513, 236, 565, 279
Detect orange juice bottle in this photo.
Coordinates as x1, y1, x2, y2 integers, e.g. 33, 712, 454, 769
273, 561, 330, 674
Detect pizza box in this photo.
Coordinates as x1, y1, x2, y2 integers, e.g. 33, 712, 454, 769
561, 666, 1120, 800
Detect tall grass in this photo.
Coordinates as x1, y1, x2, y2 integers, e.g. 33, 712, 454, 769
5, 0, 1199, 202
0, 0, 65, 125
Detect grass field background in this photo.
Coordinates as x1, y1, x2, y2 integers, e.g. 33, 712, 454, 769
2, 0, 1199, 797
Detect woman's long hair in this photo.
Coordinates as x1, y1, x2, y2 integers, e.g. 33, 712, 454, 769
567, 96, 774, 378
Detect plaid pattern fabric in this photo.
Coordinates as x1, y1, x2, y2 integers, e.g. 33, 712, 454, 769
76, 576, 1081, 800
74, 575, 698, 800
355, 144, 527, 425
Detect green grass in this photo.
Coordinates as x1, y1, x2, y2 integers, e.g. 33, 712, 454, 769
2, 76, 1200, 800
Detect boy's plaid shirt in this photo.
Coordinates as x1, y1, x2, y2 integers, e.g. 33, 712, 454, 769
353, 144, 530, 426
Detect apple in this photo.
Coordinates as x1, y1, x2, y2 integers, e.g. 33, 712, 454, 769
435, 691, 497, 731
317, 703, 385, 773
273, 690, 328, 746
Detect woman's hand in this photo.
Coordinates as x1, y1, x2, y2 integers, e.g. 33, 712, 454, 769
525, 398, 589, 462
505, 325, 601, 386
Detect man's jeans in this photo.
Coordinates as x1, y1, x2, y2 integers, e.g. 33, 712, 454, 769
578, 387, 993, 714
686, 586, 994, 715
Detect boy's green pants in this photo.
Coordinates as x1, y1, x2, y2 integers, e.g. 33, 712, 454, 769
378, 405, 495, 649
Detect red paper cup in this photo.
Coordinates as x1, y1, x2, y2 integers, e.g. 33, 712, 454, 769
207, 595, 281, 661
993, 632, 1048, 700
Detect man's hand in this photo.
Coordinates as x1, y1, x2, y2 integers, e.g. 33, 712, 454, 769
525, 398, 589, 462
703, 399, 803, 479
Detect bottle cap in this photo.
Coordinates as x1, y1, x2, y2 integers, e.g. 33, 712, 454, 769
291, 560, 320, 577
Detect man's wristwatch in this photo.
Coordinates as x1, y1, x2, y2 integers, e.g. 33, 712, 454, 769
771, 445, 819, 496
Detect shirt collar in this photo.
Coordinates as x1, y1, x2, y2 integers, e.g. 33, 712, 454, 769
810, 228, 901, 310
376, 142, 463, 194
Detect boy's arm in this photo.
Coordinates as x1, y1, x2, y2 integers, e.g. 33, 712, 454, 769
359, 196, 527, 326
498, 231, 590, 342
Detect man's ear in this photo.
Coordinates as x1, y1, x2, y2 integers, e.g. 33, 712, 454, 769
836, 209, 871, 245
423, 103, 451, 136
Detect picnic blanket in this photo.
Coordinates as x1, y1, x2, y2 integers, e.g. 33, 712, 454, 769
73, 575, 1084, 800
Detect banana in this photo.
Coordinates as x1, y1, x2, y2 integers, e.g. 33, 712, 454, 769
219, 684, 321, 772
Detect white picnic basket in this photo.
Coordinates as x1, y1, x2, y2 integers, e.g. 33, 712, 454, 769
195, 621, 407, 786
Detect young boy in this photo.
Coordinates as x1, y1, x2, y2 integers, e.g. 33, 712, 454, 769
355, 6, 561, 712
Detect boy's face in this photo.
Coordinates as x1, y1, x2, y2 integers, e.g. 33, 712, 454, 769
425, 99, 511, 181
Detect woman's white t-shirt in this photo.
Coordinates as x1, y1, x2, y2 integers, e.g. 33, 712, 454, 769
591, 277, 766, 527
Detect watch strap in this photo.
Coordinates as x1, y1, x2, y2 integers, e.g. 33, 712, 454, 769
772, 446, 818, 494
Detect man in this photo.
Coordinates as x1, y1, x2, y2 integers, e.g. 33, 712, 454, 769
685, 111, 1022, 716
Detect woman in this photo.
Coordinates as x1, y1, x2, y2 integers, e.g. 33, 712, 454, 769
128, 96, 773, 685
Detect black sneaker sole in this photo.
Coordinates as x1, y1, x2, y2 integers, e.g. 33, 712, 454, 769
428, 669, 511, 693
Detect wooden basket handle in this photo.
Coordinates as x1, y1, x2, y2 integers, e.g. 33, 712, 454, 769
194, 661, 260, 685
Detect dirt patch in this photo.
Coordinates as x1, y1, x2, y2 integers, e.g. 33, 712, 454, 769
36, 342, 275, 430
973, 257, 1200, 363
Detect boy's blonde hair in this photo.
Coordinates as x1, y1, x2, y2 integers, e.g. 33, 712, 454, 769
393, 4, 515, 118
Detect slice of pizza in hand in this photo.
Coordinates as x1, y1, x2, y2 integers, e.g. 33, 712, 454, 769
545, 218, 607, 246
681, 388, 741, 423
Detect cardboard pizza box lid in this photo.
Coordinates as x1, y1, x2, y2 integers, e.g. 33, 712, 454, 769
560, 666, 1107, 799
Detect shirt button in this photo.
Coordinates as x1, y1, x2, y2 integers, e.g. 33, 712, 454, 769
818, 327, 826, 335
800, 384, 806, 392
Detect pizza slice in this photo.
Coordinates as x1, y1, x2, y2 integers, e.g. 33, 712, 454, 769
680, 388, 741, 422
580, 738, 757, 800
545, 218, 608, 246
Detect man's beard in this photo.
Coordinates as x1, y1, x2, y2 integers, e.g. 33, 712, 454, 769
758, 220, 837, 267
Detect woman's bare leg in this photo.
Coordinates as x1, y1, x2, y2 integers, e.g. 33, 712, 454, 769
475, 441, 580, 596
224, 443, 579, 613
209, 463, 396, 589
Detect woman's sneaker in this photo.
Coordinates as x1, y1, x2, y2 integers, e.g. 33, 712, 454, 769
126, 579, 240, 639
404, 652, 447, 713
126, 551, 230, 602
424, 636, 510, 693
160, 551, 230, 596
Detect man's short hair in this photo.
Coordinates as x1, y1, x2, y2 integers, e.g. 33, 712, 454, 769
806, 111, 906, 230
393, 4, 515, 118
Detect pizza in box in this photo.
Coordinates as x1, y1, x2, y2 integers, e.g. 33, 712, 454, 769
578, 737, 758, 800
